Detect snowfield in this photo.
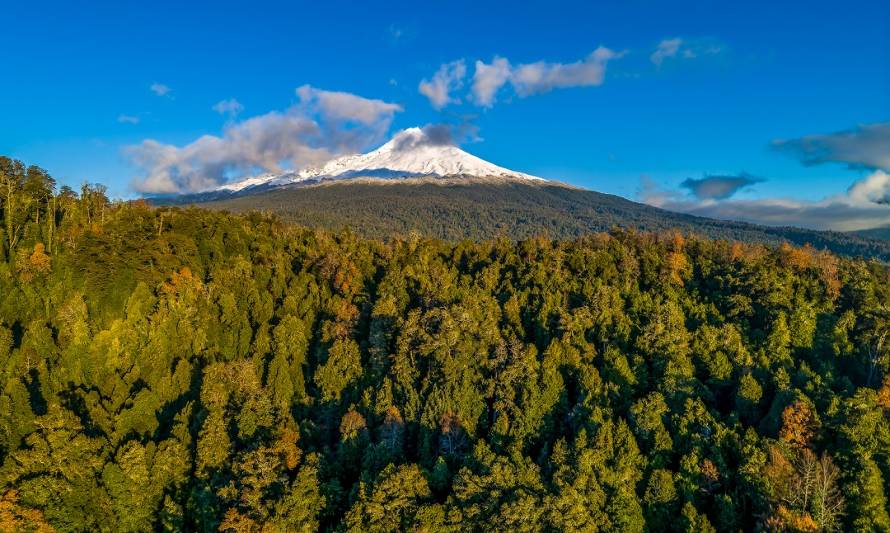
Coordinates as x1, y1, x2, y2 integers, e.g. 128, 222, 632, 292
216, 127, 543, 192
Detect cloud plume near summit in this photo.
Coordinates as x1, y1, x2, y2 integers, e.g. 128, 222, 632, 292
128, 87, 403, 194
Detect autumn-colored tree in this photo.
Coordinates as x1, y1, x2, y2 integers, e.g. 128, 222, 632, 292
780, 400, 817, 449
0, 490, 54, 533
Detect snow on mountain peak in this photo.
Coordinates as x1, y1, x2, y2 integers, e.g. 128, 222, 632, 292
216, 127, 542, 192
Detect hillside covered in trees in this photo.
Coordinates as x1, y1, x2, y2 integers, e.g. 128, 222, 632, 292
3, 156, 890, 531
188, 178, 890, 261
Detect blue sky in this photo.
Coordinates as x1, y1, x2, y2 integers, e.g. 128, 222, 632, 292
1, 0, 888, 229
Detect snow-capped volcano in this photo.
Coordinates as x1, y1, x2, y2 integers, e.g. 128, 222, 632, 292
217, 127, 542, 192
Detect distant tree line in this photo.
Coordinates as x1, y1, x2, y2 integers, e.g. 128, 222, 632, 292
196, 179, 890, 260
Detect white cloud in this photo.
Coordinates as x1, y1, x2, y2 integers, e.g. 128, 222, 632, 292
296, 85, 402, 126
510, 47, 618, 96
650, 38, 683, 67
772, 122, 890, 172
128, 113, 328, 194
848, 169, 890, 204
641, 170, 890, 231
150, 83, 171, 97
644, 122, 890, 231
650, 37, 723, 67
472, 57, 511, 107
213, 98, 244, 118
469, 48, 621, 108
129, 87, 402, 194
418, 60, 467, 110
117, 114, 140, 124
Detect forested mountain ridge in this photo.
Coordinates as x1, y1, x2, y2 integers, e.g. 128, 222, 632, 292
855, 226, 890, 243
3, 157, 890, 531
183, 178, 890, 261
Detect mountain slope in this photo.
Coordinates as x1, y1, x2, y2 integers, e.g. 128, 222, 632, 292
196, 177, 890, 259
160, 127, 890, 259
853, 226, 890, 242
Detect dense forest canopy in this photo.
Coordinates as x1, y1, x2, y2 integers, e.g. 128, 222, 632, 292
2, 155, 890, 531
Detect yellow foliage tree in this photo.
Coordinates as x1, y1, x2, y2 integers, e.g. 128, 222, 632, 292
0, 490, 55, 533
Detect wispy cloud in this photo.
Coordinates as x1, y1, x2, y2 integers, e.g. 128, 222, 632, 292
510, 47, 620, 96
472, 57, 512, 107
387, 23, 415, 45
150, 82, 171, 97
642, 170, 890, 231
651, 194, 890, 232
296, 85, 402, 127
467, 47, 622, 108
418, 60, 467, 110
772, 122, 890, 172
423, 37, 724, 109
650, 37, 723, 68
128, 86, 402, 194
680, 173, 764, 200
644, 122, 890, 230
213, 98, 244, 118
295, 85, 403, 150
117, 114, 140, 124
418, 48, 623, 110
389, 24, 404, 41
650, 38, 683, 67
